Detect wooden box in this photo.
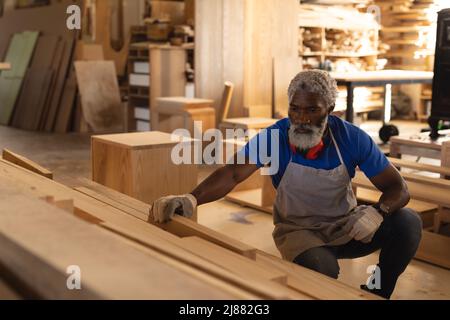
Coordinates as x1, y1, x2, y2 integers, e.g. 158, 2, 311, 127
91, 131, 198, 205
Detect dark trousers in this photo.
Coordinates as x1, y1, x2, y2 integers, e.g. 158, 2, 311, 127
293, 208, 423, 299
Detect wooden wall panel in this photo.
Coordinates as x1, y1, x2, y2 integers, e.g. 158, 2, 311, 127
222, 0, 245, 119
195, 0, 225, 119
195, 0, 298, 121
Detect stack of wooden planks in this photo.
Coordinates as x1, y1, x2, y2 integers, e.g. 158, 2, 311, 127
0, 1, 125, 134
0, 154, 379, 300
375, 0, 444, 71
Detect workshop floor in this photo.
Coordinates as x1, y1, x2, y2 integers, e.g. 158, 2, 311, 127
1, 119, 449, 300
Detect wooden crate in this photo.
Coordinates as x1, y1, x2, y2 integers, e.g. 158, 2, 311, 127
91, 131, 198, 206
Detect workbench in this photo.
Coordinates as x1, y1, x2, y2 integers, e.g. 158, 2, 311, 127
331, 70, 433, 124
389, 129, 450, 162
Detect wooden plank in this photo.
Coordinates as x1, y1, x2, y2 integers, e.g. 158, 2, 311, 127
415, 231, 450, 270
0, 189, 239, 299
44, 37, 76, 132
75, 42, 104, 61
54, 69, 77, 133
0, 63, 11, 71
11, 68, 54, 131
2, 149, 53, 179
389, 157, 450, 177
0, 160, 271, 299
194, 0, 226, 117
180, 236, 288, 284
74, 61, 124, 133
10, 34, 61, 130
0, 278, 21, 300
0, 0, 81, 64
353, 171, 450, 208
357, 188, 436, 214
442, 141, 450, 178
0, 31, 39, 125
254, 250, 381, 300
73, 177, 257, 259
2, 161, 309, 299
399, 171, 450, 189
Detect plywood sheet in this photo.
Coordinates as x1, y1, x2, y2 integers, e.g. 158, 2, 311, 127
74, 61, 124, 133
54, 70, 77, 133
0, 31, 39, 125
43, 37, 76, 132
10, 68, 54, 131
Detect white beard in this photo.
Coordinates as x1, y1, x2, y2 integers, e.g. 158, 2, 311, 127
288, 116, 328, 150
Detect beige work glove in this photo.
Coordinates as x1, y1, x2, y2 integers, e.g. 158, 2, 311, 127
346, 205, 383, 243
150, 194, 197, 223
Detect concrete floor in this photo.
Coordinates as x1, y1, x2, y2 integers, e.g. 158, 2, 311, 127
1, 120, 449, 300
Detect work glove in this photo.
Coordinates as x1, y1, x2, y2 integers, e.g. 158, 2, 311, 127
150, 194, 197, 223
346, 205, 383, 243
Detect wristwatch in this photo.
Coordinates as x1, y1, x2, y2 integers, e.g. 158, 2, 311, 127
373, 203, 390, 217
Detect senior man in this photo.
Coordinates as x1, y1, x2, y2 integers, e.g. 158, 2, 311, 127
150, 70, 422, 299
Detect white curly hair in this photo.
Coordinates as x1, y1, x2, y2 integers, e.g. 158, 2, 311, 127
288, 70, 338, 109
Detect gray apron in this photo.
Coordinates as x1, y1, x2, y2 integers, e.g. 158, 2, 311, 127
273, 128, 359, 262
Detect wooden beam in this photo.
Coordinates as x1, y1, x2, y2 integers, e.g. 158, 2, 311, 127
74, 178, 257, 259
415, 231, 450, 270
254, 250, 381, 300
353, 171, 450, 208
388, 157, 450, 177
0, 159, 287, 299
0, 188, 240, 299
2, 149, 53, 179
180, 236, 287, 284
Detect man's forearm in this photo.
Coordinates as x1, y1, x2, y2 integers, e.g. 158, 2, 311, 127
190, 166, 240, 206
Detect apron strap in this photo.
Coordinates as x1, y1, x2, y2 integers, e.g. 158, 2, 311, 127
329, 128, 345, 166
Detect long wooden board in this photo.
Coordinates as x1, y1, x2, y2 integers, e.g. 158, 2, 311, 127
254, 250, 381, 300
2, 149, 53, 179
0, 160, 310, 299
0, 186, 240, 299
73, 179, 257, 259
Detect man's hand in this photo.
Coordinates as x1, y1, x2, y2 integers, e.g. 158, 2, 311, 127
346, 205, 383, 243
150, 194, 197, 223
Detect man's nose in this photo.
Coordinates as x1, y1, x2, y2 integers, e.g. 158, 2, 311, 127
291, 111, 311, 125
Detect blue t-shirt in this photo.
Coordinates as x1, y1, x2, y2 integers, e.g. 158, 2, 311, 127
241, 115, 389, 189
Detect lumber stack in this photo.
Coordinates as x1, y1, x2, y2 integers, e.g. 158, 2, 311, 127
0, 155, 379, 300
0, 1, 82, 132
375, 0, 444, 70
0, 1, 127, 134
